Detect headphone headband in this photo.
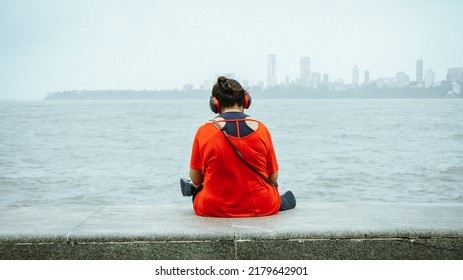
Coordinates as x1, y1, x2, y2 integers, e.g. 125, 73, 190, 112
209, 91, 251, 114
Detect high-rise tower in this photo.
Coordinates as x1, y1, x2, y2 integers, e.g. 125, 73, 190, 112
364, 70, 370, 86
425, 69, 435, 88
416, 59, 424, 83
300, 57, 311, 87
267, 54, 277, 88
352, 65, 359, 86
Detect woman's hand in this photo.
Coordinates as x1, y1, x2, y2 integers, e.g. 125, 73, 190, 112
189, 168, 204, 187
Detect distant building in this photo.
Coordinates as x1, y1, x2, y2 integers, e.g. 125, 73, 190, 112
376, 77, 394, 88
364, 70, 370, 86
322, 73, 329, 85
416, 59, 424, 83
333, 79, 345, 90
451, 82, 461, 94
300, 57, 311, 87
284, 75, 290, 86
396, 71, 410, 87
267, 54, 277, 88
183, 84, 194, 91
446, 67, 463, 82
424, 69, 435, 88
352, 65, 359, 87
312, 72, 321, 88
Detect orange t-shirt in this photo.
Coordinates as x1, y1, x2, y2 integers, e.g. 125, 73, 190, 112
190, 119, 280, 217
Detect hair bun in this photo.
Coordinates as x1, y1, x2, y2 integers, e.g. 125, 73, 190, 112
217, 76, 227, 83
217, 76, 233, 94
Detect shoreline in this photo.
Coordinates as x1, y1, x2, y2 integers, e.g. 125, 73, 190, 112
42, 85, 460, 101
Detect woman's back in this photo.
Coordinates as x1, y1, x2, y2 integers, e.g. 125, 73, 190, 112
190, 116, 281, 217
186, 75, 295, 217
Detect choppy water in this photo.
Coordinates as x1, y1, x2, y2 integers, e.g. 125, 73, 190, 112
1, 98, 462, 207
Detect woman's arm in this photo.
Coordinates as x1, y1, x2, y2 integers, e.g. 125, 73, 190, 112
268, 171, 278, 185
189, 168, 204, 187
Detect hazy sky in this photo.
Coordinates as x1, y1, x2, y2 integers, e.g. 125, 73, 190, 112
1, 0, 462, 100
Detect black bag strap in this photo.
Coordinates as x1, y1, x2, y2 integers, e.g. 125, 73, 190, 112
210, 119, 277, 187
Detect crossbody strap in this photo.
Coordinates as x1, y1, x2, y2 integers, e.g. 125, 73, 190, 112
210, 119, 277, 188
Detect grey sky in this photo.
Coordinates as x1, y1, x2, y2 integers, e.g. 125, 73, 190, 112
1, 0, 462, 100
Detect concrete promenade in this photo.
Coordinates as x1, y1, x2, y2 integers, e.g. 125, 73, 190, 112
1, 202, 462, 260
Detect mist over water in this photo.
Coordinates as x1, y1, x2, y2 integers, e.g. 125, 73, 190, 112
1, 98, 462, 207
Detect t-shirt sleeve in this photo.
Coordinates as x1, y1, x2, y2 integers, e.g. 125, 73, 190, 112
264, 126, 279, 175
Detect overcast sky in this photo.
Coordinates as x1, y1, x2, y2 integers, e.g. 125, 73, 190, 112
1, 0, 462, 100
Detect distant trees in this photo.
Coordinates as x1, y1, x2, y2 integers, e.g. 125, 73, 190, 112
45, 84, 456, 100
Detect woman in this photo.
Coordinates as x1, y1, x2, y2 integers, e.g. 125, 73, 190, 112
183, 76, 296, 217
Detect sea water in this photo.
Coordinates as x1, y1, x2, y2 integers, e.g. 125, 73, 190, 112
1, 98, 462, 207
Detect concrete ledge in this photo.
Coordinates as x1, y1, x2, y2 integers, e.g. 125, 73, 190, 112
1, 203, 462, 259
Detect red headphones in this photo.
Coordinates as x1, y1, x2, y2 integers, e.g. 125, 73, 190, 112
209, 91, 252, 114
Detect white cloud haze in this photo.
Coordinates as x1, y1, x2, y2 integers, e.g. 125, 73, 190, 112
1, 0, 462, 99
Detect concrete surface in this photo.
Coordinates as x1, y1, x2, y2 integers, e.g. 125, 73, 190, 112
1, 203, 462, 259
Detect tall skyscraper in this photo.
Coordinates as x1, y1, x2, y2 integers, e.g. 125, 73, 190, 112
300, 57, 311, 87
424, 69, 435, 88
416, 59, 424, 83
352, 65, 359, 86
364, 70, 370, 86
267, 54, 277, 88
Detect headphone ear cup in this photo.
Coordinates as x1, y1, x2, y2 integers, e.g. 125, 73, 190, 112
209, 97, 220, 114
243, 91, 252, 109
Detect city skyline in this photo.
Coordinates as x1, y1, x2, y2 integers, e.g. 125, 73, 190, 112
207, 55, 461, 90
1, 0, 462, 100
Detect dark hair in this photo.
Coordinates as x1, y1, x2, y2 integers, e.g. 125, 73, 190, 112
211, 76, 246, 108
